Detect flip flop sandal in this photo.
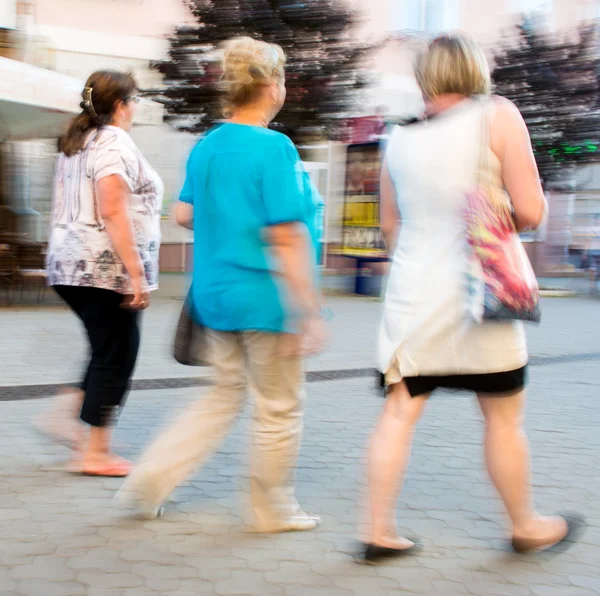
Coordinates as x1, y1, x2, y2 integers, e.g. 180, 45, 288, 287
511, 512, 586, 555
77, 461, 133, 478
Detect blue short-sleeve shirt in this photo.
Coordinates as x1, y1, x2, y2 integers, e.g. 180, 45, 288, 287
180, 123, 322, 333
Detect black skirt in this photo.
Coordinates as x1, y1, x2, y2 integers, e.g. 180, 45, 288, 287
379, 366, 527, 398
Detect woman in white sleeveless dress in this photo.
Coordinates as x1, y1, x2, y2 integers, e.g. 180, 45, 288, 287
363, 34, 583, 562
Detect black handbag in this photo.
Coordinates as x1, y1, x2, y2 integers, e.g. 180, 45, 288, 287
173, 288, 210, 367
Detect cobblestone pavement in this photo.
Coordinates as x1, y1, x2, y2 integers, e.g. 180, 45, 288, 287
0, 295, 599, 595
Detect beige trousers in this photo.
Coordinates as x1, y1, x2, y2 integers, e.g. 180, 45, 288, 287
130, 330, 305, 527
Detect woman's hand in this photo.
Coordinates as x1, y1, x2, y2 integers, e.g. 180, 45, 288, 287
123, 274, 150, 311
300, 315, 328, 356
280, 315, 327, 358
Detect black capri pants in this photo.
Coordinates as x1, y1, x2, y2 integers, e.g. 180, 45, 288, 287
54, 285, 141, 427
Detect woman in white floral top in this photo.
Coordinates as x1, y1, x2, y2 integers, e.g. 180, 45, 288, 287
38, 70, 163, 477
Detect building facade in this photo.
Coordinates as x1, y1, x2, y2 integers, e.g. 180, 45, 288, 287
360, 0, 600, 119
31, 0, 192, 87
353, 0, 600, 274
1, 0, 197, 268
2, 0, 600, 275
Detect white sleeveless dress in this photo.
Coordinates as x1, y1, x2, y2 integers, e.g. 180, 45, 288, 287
379, 99, 528, 383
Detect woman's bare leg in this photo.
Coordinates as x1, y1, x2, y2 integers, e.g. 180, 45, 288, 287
33, 386, 84, 447
478, 391, 567, 543
366, 382, 428, 546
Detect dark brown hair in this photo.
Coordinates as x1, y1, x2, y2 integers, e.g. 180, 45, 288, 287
59, 70, 138, 157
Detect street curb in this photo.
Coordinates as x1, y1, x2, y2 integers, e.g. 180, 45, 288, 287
539, 288, 577, 298
2, 351, 600, 401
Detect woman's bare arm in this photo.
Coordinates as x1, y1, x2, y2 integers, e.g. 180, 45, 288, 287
97, 174, 144, 280
380, 162, 400, 253
175, 202, 194, 230
491, 97, 547, 231
268, 222, 321, 319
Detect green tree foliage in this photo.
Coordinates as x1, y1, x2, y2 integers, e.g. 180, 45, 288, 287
492, 18, 600, 184
151, 0, 373, 143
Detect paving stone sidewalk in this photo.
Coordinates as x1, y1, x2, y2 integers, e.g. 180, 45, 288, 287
1, 363, 599, 595
0, 294, 599, 595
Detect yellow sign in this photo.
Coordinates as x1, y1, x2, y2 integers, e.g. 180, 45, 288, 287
342, 142, 386, 258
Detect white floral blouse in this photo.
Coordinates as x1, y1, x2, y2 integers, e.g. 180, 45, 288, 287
47, 126, 164, 293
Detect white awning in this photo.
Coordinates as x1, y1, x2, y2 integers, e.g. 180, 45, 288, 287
0, 56, 163, 140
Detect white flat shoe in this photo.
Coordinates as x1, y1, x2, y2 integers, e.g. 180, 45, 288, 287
254, 512, 321, 533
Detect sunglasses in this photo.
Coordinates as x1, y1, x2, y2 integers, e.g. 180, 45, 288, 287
125, 95, 141, 104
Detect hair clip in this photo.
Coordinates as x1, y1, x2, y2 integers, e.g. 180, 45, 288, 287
82, 86, 98, 118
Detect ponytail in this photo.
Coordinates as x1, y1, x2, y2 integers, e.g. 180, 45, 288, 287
58, 111, 95, 157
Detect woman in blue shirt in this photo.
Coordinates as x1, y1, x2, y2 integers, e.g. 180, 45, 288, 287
122, 37, 325, 530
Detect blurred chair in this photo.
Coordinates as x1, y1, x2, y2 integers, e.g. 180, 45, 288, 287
16, 243, 48, 303
0, 244, 18, 304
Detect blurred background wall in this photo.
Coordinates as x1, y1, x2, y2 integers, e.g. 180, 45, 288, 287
2, 0, 600, 279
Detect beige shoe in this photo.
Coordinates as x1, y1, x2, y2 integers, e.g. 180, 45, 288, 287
254, 512, 321, 534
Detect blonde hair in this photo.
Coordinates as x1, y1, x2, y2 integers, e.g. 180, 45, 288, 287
221, 37, 286, 114
414, 33, 491, 100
